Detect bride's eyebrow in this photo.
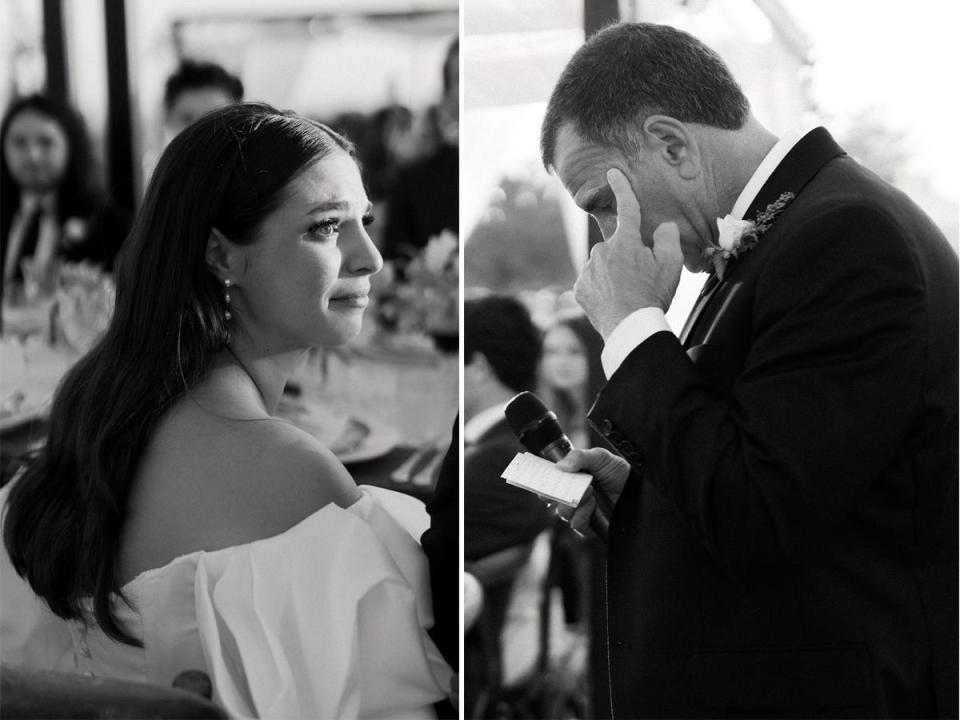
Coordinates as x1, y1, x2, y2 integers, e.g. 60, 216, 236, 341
304, 200, 350, 215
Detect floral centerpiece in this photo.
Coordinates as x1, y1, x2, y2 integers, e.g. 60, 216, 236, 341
378, 230, 459, 352
54, 262, 115, 353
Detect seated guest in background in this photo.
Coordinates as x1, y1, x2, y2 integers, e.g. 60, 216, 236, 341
1, 103, 452, 719
464, 294, 552, 563
162, 59, 243, 142
463, 294, 553, 715
539, 309, 605, 450
538, 309, 607, 710
1, 95, 130, 297
382, 37, 458, 269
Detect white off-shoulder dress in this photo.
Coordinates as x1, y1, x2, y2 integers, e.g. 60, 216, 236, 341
0, 484, 453, 719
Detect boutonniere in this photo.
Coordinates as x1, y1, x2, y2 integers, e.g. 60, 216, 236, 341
61, 217, 89, 247
703, 192, 795, 279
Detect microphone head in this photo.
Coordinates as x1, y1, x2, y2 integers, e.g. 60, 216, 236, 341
505, 391, 570, 457
504, 391, 549, 436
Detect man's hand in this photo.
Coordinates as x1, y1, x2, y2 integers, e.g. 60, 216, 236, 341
574, 168, 684, 339
555, 448, 630, 537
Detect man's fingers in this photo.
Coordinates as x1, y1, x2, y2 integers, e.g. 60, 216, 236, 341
652, 221, 682, 263
570, 489, 597, 536
606, 168, 642, 233
558, 447, 618, 474
556, 448, 589, 472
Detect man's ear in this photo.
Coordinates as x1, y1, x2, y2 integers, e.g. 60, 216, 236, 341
205, 227, 237, 282
642, 115, 700, 180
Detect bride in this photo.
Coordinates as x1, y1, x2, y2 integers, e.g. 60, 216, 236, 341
1, 102, 453, 718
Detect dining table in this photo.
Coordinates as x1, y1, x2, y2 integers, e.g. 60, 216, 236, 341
0, 319, 458, 502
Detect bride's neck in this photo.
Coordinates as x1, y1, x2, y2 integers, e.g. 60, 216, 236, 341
213, 341, 307, 416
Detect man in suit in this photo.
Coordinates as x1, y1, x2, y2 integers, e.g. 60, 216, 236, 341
541, 22, 958, 719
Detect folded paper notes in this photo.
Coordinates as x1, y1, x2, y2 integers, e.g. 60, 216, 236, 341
501, 452, 592, 507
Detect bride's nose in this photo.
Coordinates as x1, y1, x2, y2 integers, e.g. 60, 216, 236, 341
342, 225, 383, 277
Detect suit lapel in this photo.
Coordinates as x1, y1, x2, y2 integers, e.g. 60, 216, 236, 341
741, 127, 846, 221
679, 273, 721, 346
680, 128, 847, 348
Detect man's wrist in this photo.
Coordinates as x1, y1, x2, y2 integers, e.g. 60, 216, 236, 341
600, 308, 672, 378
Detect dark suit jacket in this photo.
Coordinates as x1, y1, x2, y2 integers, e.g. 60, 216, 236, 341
422, 416, 460, 672
589, 128, 958, 718
0, 200, 130, 282
382, 143, 458, 263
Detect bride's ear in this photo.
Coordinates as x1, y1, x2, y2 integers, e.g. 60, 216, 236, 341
205, 228, 237, 282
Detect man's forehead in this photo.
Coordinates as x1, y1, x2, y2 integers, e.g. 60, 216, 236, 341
554, 125, 622, 176
553, 124, 622, 205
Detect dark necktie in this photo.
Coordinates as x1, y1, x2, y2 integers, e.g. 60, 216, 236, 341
12, 206, 44, 282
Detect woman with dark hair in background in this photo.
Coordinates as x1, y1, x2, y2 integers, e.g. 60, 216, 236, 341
1, 94, 130, 299
1, 102, 452, 719
539, 309, 606, 450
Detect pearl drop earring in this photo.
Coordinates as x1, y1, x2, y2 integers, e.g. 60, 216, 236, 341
224, 279, 233, 321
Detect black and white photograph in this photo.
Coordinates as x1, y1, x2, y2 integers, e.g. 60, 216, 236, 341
462, 1, 957, 718
1, 0, 959, 718
1, 1, 458, 718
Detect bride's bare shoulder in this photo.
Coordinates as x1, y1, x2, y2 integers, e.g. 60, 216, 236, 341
124, 403, 360, 574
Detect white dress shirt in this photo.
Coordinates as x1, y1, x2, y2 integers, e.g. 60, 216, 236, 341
464, 402, 509, 445
599, 126, 814, 378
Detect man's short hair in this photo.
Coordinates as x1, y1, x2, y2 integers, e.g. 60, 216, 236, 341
541, 22, 750, 169
465, 295, 542, 393
163, 60, 244, 112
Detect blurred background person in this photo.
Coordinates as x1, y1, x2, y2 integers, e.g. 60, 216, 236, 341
381, 36, 458, 272
463, 294, 552, 718
162, 59, 243, 144
536, 307, 606, 683
464, 294, 551, 564
464, 293, 590, 719
538, 309, 605, 450
1, 94, 129, 300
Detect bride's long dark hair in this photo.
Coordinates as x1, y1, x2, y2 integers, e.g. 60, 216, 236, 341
3, 103, 355, 645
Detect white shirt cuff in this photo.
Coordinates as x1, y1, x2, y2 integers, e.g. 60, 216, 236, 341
600, 308, 672, 378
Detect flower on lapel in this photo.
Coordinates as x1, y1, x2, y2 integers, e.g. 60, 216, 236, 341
716, 216, 755, 252
702, 192, 796, 280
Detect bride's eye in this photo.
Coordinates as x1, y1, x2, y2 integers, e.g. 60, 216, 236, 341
308, 219, 340, 240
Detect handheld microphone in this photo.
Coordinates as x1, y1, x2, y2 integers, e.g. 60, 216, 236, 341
504, 391, 611, 541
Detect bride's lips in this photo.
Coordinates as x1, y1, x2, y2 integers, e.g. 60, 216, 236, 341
328, 290, 370, 309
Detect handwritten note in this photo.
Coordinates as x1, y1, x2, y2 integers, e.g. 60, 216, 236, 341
501, 452, 592, 507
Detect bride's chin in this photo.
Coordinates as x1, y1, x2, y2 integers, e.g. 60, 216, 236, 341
318, 320, 363, 346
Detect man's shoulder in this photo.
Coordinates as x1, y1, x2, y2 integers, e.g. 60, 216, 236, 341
790, 156, 938, 236
758, 157, 951, 276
